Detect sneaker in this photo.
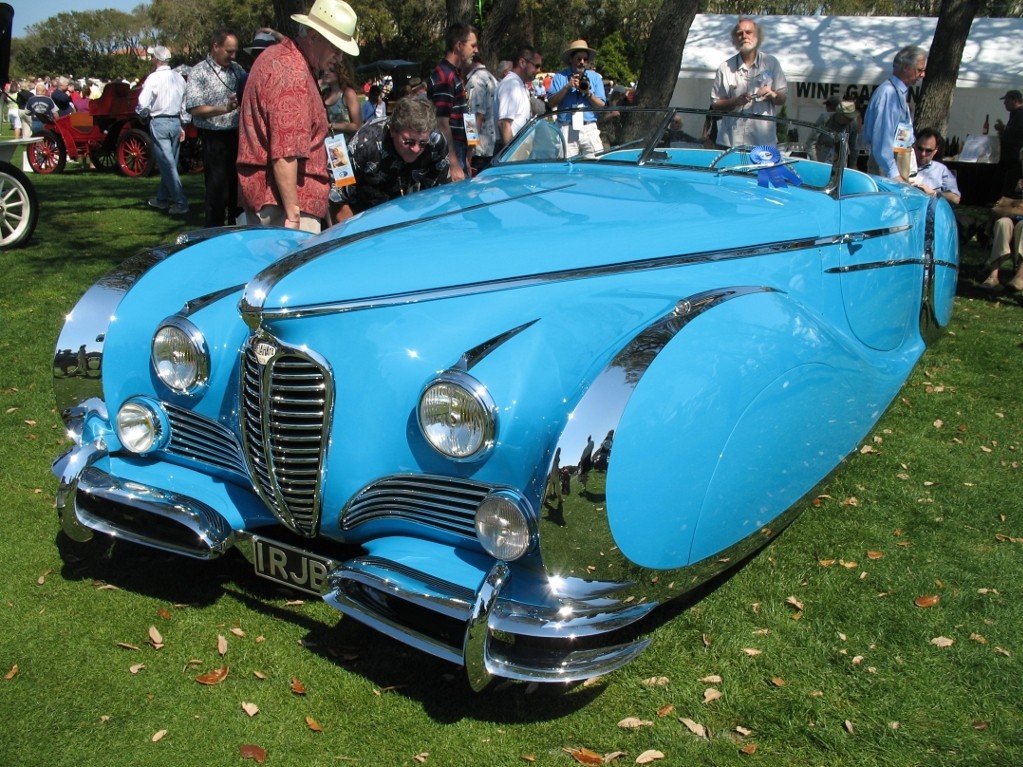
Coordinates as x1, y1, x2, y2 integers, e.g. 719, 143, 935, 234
168, 204, 190, 216
147, 198, 170, 211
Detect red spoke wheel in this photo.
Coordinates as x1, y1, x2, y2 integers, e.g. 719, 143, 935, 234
116, 128, 155, 177
27, 131, 67, 174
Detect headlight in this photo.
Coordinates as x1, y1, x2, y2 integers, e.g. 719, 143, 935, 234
152, 318, 209, 394
418, 372, 495, 459
475, 491, 534, 560
116, 398, 168, 454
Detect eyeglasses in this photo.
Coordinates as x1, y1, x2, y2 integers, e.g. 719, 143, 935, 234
399, 136, 428, 149
916, 145, 938, 154
573, 55, 588, 63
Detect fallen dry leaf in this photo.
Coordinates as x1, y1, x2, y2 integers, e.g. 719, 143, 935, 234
5, 664, 18, 680
520, 756, 536, 763
703, 687, 722, 704
195, 666, 229, 685
914, 595, 941, 608
995, 647, 1011, 657
973, 721, 990, 730
739, 743, 757, 755
699, 674, 722, 684
151, 729, 167, 742
771, 677, 785, 687
240, 744, 267, 763
635, 751, 665, 764
867, 550, 884, 560
818, 558, 836, 567
786, 596, 804, 610
157, 607, 173, 620
618, 716, 654, 729
930, 636, 955, 648
37, 569, 52, 585
680, 718, 707, 738
656, 703, 675, 717
148, 626, 164, 649
253, 670, 268, 680
231, 627, 246, 637
735, 725, 752, 736
115, 642, 140, 651
995, 533, 1023, 544
305, 715, 323, 732
241, 702, 259, 717
641, 676, 670, 687
290, 677, 307, 695
970, 633, 987, 645
563, 746, 604, 765
217, 635, 228, 656
742, 648, 762, 657
413, 753, 429, 764
129, 663, 145, 675
844, 720, 854, 734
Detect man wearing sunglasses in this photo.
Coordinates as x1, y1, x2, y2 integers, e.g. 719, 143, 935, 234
331, 96, 450, 223
496, 46, 543, 150
548, 39, 606, 158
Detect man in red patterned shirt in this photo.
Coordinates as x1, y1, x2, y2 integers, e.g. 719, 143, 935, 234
237, 0, 359, 232
426, 22, 478, 182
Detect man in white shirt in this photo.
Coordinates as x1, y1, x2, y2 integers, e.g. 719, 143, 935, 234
910, 127, 960, 205
495, 46, 542, 150
137, 45, 189, 215
711, 17, 787, 148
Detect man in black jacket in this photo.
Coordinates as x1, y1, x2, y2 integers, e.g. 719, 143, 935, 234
995, 89, 1023, 195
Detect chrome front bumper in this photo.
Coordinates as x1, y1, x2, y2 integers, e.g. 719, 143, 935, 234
324, 553, 656, 690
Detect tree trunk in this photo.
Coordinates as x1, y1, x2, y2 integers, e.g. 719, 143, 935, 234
477, 0, 520, 65
632, 0, 700, 109
915, 0, 980, 139
271, 0, 306, 39
446, 0, 475, 28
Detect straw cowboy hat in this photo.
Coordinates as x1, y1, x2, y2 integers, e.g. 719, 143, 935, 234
292, 0, 360, 56
562, 39, 597, 64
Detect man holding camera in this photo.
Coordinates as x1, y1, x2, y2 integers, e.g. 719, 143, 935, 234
548, 39, 606, 158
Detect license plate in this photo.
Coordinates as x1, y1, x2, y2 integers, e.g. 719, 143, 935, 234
252, 536, 335, 596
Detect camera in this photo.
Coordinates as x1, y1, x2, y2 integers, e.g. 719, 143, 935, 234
576, 72, 590, 91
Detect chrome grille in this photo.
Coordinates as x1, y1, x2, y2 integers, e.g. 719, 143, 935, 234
241, 338, 330, 537
164, 403, 247, 477
342, 475, 495, 538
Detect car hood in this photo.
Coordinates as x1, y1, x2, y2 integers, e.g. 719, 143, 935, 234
241, 164, 830, 319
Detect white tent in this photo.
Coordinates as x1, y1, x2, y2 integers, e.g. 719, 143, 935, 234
670, 14, 1023, 145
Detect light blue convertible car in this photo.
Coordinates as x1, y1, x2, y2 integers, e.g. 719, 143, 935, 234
52, 108, 958, 689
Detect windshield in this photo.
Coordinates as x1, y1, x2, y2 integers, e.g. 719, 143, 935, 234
493, 107, 857, 194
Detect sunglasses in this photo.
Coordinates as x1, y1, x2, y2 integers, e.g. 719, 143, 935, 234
399, 136, 429, 149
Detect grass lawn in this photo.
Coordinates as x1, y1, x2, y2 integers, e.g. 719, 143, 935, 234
1, 161, 1021, 767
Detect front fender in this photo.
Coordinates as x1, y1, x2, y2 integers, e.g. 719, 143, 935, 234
539, 285, 922, 585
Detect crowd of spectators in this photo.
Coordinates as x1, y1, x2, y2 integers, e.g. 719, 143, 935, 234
7, 7, 1020, 288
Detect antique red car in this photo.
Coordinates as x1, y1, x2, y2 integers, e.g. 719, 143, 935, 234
27, 81, 201, 177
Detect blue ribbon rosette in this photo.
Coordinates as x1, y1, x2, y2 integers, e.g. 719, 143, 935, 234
749, 145, 802, 189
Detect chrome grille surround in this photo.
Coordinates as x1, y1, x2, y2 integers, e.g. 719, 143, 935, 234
241, 332, 332, 537
164, 403, 248, 478
342, 474, 497, 538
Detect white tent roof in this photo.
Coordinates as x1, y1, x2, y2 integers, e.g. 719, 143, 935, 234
679, 14, 1023, 89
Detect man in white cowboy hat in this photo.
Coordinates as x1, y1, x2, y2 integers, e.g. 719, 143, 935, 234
710, 17, 787, 148
237, 0, 359, 232
547, 39, 606, 158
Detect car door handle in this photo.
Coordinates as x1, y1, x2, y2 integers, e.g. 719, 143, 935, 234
840, 233, 865, 244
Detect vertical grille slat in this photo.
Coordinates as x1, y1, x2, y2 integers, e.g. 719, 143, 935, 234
240, 338, 330, 537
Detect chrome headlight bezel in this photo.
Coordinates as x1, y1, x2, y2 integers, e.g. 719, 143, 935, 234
474, 490, 535, 561
151, 316, 209, 395
417, 370, 497, 461
115, 397, 170, 455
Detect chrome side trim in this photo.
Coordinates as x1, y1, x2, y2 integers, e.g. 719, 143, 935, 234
458, 319, 538, 371
240, 186, 573, 329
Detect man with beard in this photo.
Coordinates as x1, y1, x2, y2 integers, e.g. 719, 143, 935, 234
185, 28, 248, 226
548, 39, 606, 158
711, 17, 787, 148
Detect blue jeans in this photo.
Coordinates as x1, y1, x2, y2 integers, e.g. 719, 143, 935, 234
149, 116, 187, 207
